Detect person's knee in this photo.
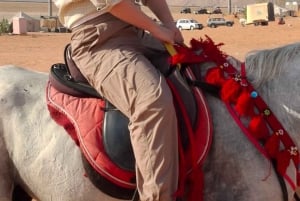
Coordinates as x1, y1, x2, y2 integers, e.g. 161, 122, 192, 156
136, 78, 175, 117
153, 86, 175, 115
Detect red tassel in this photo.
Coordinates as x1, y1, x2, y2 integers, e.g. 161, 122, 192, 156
265, 134, 280, 158
235, 90, 255, 117
170, 45, 205, 65
248, 115, 269, 140
205, 67, 226, 86
276, 150, 291, 176
220, 79, 242, 103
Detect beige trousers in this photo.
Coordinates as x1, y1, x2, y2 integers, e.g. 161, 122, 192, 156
71, 14, 178, 201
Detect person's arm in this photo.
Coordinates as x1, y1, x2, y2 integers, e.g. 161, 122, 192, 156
145, 0, 184, 44
143, 0, 174, 28
108, 0, 183, 44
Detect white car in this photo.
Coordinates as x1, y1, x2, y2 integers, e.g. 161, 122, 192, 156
176, 19, 203, 30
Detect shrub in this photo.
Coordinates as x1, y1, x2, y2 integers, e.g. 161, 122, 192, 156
0, 18, 12, 34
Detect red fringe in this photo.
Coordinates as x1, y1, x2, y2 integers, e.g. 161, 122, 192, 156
171, 36, 226, 66
190, 36, 226, 64
248, 115, 269, 140
220, 79, 242, 103
235, 89, 255, 117
276, 150, 291, 175
265, 134, 280, 158
170, 44, 206, 65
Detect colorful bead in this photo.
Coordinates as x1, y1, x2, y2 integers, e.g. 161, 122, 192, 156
250, 91, 258, 98
275, 129, 284, 136
263, 109, 271, 116
289, 146, 298, 156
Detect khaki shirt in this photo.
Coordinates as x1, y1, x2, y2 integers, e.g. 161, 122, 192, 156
54, 0, 147, 28
53, 0, 122, 28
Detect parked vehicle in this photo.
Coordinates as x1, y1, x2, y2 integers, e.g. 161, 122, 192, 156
246, 3, 274, 24
253, 19, 269, 26
212, 7, 222, 14
176, 19, 203, 30
193, 8, 210, 14
180, 7, 191, 14
207, 17, 234, 28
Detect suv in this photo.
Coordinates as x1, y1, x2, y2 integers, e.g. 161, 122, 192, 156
176, 19, 203, 30
207, 17, 234, 28
180, 7, 191, 14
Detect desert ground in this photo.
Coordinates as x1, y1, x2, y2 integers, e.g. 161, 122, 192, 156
1, 13, 300, 73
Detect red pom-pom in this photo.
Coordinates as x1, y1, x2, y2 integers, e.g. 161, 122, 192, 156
235, 90, 255, 117
248, 115, 269, 140
276, 150, 291, 175
220, 79, 242, 103
205, 67, 226, 86
265, 134, 280, 158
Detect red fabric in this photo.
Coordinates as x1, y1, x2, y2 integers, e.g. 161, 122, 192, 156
170, 36, 226, 66
165, 65, 213, 201
220, 79, 242, 103
277, 150, 292, 175
265, 134, 280, 158
167, 79, 206, 201
189, 37, 226, 64
47, 105, 79, 145
170, 36, 299, 191
47, 35, 299, 196
235, 89, 255, 117
174, 130, 187, 198
187, 169, 204, 201
248, 115, 269, 141
205, 67, 226, 86
46, 67, 213, 198
46, 82, 136, 189
169, 46, 206, 65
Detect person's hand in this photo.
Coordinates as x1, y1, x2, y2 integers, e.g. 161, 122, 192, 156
164, 23, 184, 45
150, 25, 184, 45
173, 27, 184, 44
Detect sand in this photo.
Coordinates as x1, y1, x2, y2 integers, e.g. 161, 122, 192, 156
0, 7, 300, 72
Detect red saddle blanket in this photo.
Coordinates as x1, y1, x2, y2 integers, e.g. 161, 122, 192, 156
46, 70, 213, 197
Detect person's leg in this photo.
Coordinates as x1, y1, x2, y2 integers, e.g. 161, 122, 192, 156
71, 17, 178, 201
99, 53, 178, 201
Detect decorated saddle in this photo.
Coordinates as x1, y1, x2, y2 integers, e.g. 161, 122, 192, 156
46, 43, 213, 200
47, 36, 300, 201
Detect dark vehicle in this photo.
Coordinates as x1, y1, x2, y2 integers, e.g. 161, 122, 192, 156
193, 8, 210, 14
253, 19, 269, 26
212, 7, 222, 14
180, 7, 191, 14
